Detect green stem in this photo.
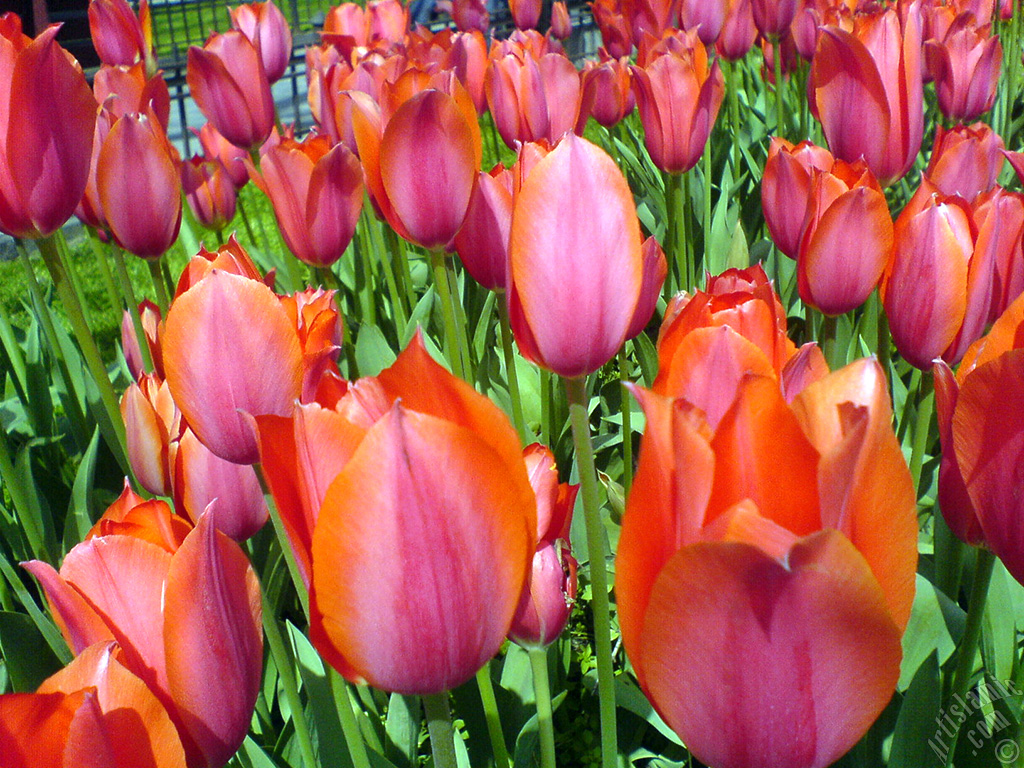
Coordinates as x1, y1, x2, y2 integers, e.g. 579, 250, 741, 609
476, 663, 511, 768
682, 170, 694, 291
948, 549, 997, 703
908, 372, 935, 495
933, 511, 964, 602
773, 34, 785, 137
111, 244, 155, 375
261, 601, 319, 768
564, 376, 618, 768
147, 257, 170, 316
85, 228, 122, 319
444, 256, 473, 380
663, 170, 684, 300
236, 195, 261, 251
499, 298, 528, 444
354, 219, 377, 328
529, 647, 557, 768
430, 250, 465, 380
386, 226, 418, 318
35, 235, 130, 474
877, 297, 891, 384
329, 669, 373, 768
423, 692, 459, 768
370, 214, 408, 334
819, 313, 840, 370
540, 369, 553, 447
701, 140, 712, 280
728, 60, 742, 173
618, 348, 633, 495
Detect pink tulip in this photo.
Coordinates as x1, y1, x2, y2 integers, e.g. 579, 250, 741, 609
925, 14, 1001, 122
230, 0, 293, 83
88, 0, 155, 71
454, 164, 514, 291
182, 156, 237, 231
579, 55, 634, 129
926, 122, 1004, 202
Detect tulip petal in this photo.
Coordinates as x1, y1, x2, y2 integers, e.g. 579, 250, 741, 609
163, 513, 263, 768
953, 350, 1024, 584
0, 690, 88, 768
310, 405, 534, 695
163, 270, 304, 464
21, 560, 116, 655
640, 532, 902, 768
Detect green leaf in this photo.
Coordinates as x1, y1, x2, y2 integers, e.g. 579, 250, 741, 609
632, 333, 658, 389
402, 286, 436, 348
0, 552, 70, 665
235, 736, 281, 768
982, 562, 1022, 683
355, 324, 398, 378
385, 692, 421, 766
613, 675, 683, 747
889, 652, 943, 768
0, 611, 63, 691
899, 574, 957, 691
63, 428, 101, 552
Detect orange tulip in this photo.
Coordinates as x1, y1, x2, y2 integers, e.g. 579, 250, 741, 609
630, 29, 724, 174
121, 373, 178, 496
810, 3, 924, 187
120, 298, 163, 380
248, 134, 363, 267
620, 322, 917, 767
0, 22, 96, 239
508, 133, 644, 378
24, 500, 262, 768
934, 292, 1024, 581
194, 122, 249, 189
551, 1, 573, 38
761, 138, 834, 259
283, 335, 537, 695
187, 30, 274, 150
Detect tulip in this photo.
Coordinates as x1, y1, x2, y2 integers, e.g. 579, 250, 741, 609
247, 134, 362, 267
454, 164, 514, 291
626, 236, 668, 339
444, 30, 488, 114
0, 24, 96, 239
93, 61, 170, 128
195, 123, 249, 189
810, 3, 924, 186
630, 29, 724, 174
508, 133, 644, 378
591, 0, 634, 58
925, 122, 1005, 202
181, 156, 237, 231
121, 373, 178, 496
98, 110, 182, 258
290, 335, 536, 695
25, 504, 263, 768
88, 0, 156, 73
187, 30, 274, 150
619, 350, 917, 768
230, 0, 292, 83
974, 187, 1024, 323
367, 0, 407, 45
323, 2, 367, 48
551, 1, 573, 38
761, 138, 835, 259
925, 14, 1001, 123
679, 0, 728, 44
751, 0, 798, 36
578, 55, 634, 129
510, 0, 542, 28
508, 444, 579, 648
485, 44, 583, 149
173, 236, 273, 297
121, 298, 163, 380
452, 0, 490, 31
935, 292, 1024, 584
715, 0, 757, 59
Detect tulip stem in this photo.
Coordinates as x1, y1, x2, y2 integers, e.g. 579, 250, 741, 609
84, 226, 122, 323
948, 548, 996, 704
773, 34, 785, 138
431, 250, 466, 380
663, 170, 686, 299
908, 371, 935, 495
683, 171, 695, 291
329, 669, 373, 768
702, 142, 712, 279
727, 61, 742, 173
564, 375, 619, 768
819, 313, 841, 369
147, 257, 170, 316
423, 692, 459, 768
261, 601, 319, 768
541, 369, 553, 446
476, 663, 512, 768
354, 220, 378, 327
499, 299, 528, 443
370, 213, 409, 334
934, 512, 964, 603
110, 242, 155, 375
618, 348, 633, 495
529, 647, 558, 768
876, 296, 891, 385
35, 234, 131, 476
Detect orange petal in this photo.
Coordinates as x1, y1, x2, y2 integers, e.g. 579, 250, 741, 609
310, 405, 534, 695
20, 561, 116, 656
0, 689, 88, 768
638, 532, 902, 768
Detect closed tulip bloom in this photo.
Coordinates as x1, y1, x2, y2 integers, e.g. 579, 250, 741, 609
230, 0, 292, 83
578, 56, 634, 129
925, 14, 1001, 123
810, 3, 924, 186
121, 298, 163, 380
452, 0, 490, 32
591, 0, 634, 58
619, 354, 916, 768
367, 0, 407, 45
302, 335, 536, 694
88, 0, 156, 71
25, 505, 263, 768
323, 2, 368, 47
751, 0, 798, 36
974, 187, 1024, 323
508, 444, 579, 648
248, 134, 363, 267
187, 30, 274, 150
936, 293, 1024, 583
182, 156, 237, 231
551, 2, 573, 38
510, 0, 542, 28
715, 0, 757, 60
0, 23, 96, 239
679, 0, 728, 44
173, 236, 271, 297
626, 236, 668, 339
97, 110, 182, 258
630, 29, 724, 174
121, 373, 178, 496
926, 122, 1005, 202
508, 133, 644, 378
455, 164, 514, 291
93, 62, 170, 128
195, 122, 249, 188
761, 137, 835, 259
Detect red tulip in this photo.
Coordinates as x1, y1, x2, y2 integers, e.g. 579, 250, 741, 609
121, 298, 163, 380
926, 122, 1005, 202
508, 444, 579, 648
0, 23, 96, 239
715, 0, 756, 59
934, 292, 1024, 580
230, 0, 293, 83
452, 0, 490, 31
454, 164, 514, 291
187, 30, 274, 151
93, 62, 170, 128
810, 3, 924, 187
508, 133, 644, 378
619, 350, 916, 768
444, 30, 488, 113
579, 55, 634, 129
296, 335, 536, 694
88, 0, 155, 72
248, 134, 363, 266
25, 504, 263, 768
591, 0, 634, 58
925, 13, 1001, 123
510, 0, 542, 28
630, 29, 724, 174
98, 110, 182, 258
367, 0, 408, 45
751, 0, 798, 36
761, 138, 836, 259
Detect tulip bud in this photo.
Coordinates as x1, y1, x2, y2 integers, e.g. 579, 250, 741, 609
925, 14, 1001, 123
230, 0, 293, 83
926, 122, 1005, 202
